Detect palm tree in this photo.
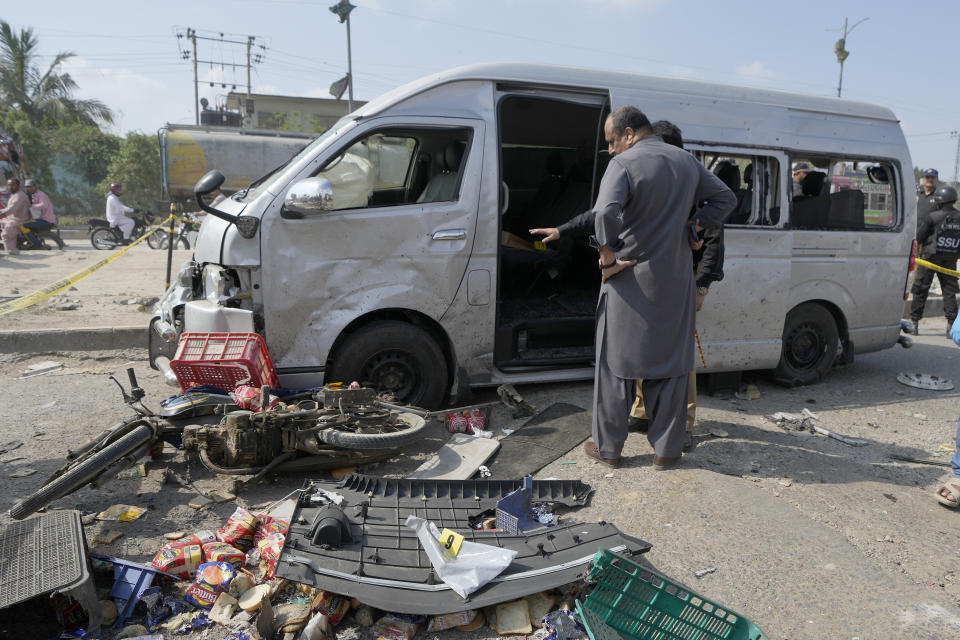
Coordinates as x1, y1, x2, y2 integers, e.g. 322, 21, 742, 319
0, 21, 113, 127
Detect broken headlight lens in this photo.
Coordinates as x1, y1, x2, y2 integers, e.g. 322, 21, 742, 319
202, 265, 237, 304
177, 260, 199, 287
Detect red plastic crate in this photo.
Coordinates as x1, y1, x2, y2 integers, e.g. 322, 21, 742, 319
170, 332, 279, 392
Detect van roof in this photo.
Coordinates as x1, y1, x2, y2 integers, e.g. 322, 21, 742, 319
355, 62, 898, 123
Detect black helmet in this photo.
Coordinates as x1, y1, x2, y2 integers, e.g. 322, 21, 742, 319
933, 185, 958, 205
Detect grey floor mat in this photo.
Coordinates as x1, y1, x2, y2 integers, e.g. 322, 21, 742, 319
488, 402, 589, 478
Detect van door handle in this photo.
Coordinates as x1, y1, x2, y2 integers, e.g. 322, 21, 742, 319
432, 229, 466, 241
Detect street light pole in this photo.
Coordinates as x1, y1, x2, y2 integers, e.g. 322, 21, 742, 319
951, 131, 960, 185
832, 16, 869, 98
329, 0, 357, 112
345, 12, 354, 112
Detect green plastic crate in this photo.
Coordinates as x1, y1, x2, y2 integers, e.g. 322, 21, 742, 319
576, 549, 766, 640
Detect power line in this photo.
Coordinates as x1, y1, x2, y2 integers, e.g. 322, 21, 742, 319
176, 27, 267, 124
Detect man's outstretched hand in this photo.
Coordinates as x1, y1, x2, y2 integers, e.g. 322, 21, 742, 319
529, 227, 560, 243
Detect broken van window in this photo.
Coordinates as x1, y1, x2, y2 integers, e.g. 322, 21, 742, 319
790, 157, 897, 230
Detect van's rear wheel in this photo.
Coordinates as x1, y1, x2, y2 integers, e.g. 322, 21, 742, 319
327, 321, 448, 409
772, 303, 838, 386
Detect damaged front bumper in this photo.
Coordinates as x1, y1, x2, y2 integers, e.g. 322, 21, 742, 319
149, 261, 255, 369
275, 475, 651, 614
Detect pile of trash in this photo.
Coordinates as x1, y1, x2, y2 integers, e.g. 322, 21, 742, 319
75, 499, 599, 640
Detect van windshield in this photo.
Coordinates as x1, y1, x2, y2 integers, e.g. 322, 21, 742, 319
237, 125, 343, 202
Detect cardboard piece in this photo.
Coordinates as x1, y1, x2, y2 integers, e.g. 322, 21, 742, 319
495, 599, 532, 635
411, 433, 500, 480
525, 591, 558, 627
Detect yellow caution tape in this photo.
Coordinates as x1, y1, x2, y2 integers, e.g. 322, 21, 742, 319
0, 214, 175, 317
915, 258, 960, 278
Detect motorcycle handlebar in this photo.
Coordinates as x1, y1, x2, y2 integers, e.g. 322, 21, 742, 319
127, 368, 138, 389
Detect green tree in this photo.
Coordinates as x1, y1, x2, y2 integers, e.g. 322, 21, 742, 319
0, 109, 51, 186
48, 125, 119, 218
97, 133, 162, 210
0, 21, 112, 127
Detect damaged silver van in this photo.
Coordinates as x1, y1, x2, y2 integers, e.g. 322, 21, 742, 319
151, 63, 915, 408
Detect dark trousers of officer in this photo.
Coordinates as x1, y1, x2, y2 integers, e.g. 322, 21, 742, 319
910, 257, 959, 323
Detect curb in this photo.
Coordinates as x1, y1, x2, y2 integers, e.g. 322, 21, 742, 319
0, 325, 146, 354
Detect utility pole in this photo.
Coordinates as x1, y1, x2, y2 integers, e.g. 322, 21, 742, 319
246, 36, 254, 100
177, 28, 265, 123
952, 131, 960, 185
329, 0, 357, 112
345, 12, 354, 111
189, 28, 198, 125
831, 16, 869, 98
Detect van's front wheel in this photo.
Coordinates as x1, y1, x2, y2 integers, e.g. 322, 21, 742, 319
772, 303, 839, 386
327, 321, 448, 409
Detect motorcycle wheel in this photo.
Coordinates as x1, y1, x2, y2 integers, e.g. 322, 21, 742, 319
16, 235, 33, 250
159, 235, 190, 250
316, 411, 428, 450
8, 424, 153, 520
44, 231, 65, 250
90, 228, 116, 250
146, 229, 166, 250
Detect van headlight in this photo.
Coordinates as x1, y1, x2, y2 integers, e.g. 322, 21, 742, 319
202, 265, 237, 304
177, 260, 199, 287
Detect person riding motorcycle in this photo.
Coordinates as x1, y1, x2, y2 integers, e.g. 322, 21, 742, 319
23, 178, 56, 248
105, 182, 137, 244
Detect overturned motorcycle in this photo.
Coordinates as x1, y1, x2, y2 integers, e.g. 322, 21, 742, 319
8, 371, 427, 520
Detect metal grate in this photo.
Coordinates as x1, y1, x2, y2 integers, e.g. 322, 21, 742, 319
0, 510, 87, 608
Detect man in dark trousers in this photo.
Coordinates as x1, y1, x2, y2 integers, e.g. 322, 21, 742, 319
528, 120, 723, 450
581, 106, 735, 469
910, 168, 943, 335
914, 185, 960, 337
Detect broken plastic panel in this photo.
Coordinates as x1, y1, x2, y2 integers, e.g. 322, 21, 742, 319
275, 476, 650, 614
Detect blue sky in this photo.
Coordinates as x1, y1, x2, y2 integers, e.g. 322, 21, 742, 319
18, 0, 957, 176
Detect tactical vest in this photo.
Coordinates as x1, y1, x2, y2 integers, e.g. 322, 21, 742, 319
935, 210, 960, 257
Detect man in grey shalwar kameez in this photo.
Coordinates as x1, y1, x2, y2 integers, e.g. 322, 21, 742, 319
583, 106, 736, 469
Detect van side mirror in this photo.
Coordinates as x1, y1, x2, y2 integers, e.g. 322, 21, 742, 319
281, 178, 335, 219
192, 169, 260, 239
194, 169, 226, 196
866, 166, 889, 184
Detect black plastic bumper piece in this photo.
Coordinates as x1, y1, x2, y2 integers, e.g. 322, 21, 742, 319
275, 476, 650, 614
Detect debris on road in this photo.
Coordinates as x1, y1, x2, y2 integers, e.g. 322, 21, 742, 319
888, 454, 951, 467
97, 504, 147, 521
810, 424, 868, 447
497, 384, 536, 418
734, 384, 761, 400
18, 360, 64, 378
8, 468, 36, 477
694, 567, 718, 578
896, 371, 954, 391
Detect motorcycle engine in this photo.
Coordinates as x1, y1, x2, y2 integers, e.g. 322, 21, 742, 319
183, 409, 284, 468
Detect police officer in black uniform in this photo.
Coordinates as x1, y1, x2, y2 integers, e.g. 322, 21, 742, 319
912, 185, 960, 336
916, 168, 940, 232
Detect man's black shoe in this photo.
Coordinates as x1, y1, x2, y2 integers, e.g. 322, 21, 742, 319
910, 320, 919, 336
628, 416, 649, 432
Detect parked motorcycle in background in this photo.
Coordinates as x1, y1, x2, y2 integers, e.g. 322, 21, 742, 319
157, 212, 201, 250
87, 209, 158, 250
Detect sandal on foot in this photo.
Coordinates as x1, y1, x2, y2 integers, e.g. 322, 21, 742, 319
583, 440, 620, 468
936, 478, 960, 508
653, 454, 681, 471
